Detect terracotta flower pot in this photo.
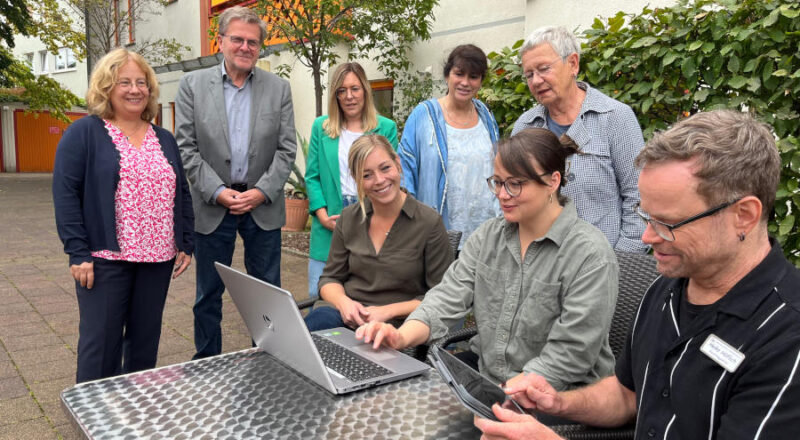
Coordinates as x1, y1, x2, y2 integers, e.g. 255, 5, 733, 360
283, 198, 310, 232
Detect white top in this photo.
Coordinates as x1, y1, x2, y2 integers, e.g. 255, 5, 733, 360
338, 128, 363, 197
444, 121, 498, 248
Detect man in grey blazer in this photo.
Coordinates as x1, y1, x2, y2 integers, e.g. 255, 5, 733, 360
175, 6, 296, 359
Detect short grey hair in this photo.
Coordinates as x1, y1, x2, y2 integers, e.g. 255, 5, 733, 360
520, 26, 580, 60
635, 110, 780, 221
218, 6, 267, 43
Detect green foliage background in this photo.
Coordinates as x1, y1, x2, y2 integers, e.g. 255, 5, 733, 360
1, 0, 84, 121
394, 69, 446, 135
478, 0, 800, 266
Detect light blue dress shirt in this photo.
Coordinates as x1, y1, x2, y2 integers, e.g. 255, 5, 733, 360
212, 62, 253, 202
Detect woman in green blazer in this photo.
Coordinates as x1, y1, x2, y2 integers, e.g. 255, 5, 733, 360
305, 62, 398, 298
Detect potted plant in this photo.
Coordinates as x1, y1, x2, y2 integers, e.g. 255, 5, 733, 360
283, 132, 310, 232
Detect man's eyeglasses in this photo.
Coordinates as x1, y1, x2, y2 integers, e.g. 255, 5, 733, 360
336, 86, 363, 98
634, 198, 741, 242
221, 34, 261, 50
522, 58, 562, 81
116, 79, 149, 91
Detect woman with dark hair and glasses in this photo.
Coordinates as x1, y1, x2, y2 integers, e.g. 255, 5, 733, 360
358, 128, 618, 391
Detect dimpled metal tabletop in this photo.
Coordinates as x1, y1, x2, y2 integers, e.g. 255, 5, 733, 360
61, 348, 481, 439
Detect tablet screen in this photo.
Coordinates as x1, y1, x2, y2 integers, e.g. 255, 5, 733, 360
430, 346, 523, 419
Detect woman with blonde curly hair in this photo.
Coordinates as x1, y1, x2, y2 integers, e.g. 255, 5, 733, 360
53, 48, 194, 382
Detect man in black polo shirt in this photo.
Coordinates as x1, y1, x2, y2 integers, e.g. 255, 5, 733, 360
475, 110, 800, 440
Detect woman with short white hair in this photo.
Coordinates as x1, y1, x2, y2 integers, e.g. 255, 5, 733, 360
512, 26, 647, 253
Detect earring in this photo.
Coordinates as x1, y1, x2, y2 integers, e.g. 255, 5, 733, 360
549, 193, 553, 204
739, 232, 746, 242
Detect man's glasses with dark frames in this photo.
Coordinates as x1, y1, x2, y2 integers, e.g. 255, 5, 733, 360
634, 198, 742, 242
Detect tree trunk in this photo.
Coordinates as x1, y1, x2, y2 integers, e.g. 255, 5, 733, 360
313, 68, 323, 117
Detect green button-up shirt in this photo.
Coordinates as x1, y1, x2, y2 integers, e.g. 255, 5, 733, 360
408, 200, 618, 389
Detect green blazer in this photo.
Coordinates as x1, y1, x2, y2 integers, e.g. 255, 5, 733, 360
306, 115, 398, 260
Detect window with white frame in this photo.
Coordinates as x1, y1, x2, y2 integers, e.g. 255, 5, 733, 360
39, 50, 49, 73
55, 48, 77, 72
24, 53, 34, 72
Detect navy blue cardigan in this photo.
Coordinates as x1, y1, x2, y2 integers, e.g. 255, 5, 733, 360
53, 115, 194, 266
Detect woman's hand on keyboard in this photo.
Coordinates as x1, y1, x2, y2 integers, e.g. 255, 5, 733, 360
355, 321, 403, 350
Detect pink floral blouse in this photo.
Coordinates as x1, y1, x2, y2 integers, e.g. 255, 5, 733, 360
92, 120, 177, 262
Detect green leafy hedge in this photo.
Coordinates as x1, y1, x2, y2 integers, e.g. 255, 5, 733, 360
478, 0, 800, 266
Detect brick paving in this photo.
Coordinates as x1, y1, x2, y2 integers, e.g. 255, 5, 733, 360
0, 173, 309, 440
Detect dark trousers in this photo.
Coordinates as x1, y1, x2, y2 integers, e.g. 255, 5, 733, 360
193, 212, 281, 359
75, 258, 174, 383
304, 306, 346, 332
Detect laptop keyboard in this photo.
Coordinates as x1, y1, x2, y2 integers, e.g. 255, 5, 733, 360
311, 334, 392, 383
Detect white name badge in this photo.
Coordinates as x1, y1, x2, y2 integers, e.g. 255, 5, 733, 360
700, 334, 745, 373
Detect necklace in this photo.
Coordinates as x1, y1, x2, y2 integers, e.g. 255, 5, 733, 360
113, 121, 147, 141
442, 98, 476, 128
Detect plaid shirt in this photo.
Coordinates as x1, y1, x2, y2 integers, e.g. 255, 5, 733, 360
512, 82, 647, 253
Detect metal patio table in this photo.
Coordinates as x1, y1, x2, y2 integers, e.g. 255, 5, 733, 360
60, 348, 481, 439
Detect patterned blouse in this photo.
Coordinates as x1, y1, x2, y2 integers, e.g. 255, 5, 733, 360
92, 120, 177, 262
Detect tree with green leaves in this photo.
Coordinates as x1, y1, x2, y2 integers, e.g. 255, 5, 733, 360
253, 0, 438, 116
479, 0, 800, 265
1, 0, 83, 121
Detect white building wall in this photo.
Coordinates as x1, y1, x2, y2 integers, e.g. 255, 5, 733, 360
141, 0, 203, 133
12, 9, 89, 99
1, 105, 21, 172
146, 0, 204, 59
394, 0, 526, 87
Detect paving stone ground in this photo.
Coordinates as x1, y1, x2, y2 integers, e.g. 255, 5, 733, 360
0, 173, 309, 440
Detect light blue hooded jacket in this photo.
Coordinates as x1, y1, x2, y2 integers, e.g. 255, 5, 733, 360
398, 98, 500, 229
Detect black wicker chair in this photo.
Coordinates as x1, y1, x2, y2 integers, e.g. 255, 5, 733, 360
432, 251, 659, 440
295, 230, 463, 361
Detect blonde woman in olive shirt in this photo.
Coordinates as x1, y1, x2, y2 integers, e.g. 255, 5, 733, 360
304, 134, 453, 331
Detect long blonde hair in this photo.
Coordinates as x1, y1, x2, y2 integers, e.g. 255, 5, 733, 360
323, 62, 378, 138
348, 134, 400, 220
86, 48, 160, 121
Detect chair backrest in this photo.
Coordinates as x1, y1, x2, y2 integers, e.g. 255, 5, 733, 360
446, 230, 462, 260
609, 251, 660, 359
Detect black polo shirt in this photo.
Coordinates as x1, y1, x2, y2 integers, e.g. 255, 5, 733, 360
616, 239, 800, 439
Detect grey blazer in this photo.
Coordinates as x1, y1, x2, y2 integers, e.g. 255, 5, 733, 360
175, 64, 297, 234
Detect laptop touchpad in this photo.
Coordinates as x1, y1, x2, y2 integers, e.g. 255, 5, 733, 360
353, 344, 398, 362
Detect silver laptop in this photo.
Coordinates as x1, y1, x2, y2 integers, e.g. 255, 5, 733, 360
215, 262, 430, 394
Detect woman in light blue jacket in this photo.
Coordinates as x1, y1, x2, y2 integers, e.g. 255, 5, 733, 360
399, 44, 500, 248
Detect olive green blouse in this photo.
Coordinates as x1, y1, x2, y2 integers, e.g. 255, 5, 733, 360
319, 193, 454, 316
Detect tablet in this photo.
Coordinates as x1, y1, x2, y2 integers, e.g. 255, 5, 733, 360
428, 345, 524, 421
